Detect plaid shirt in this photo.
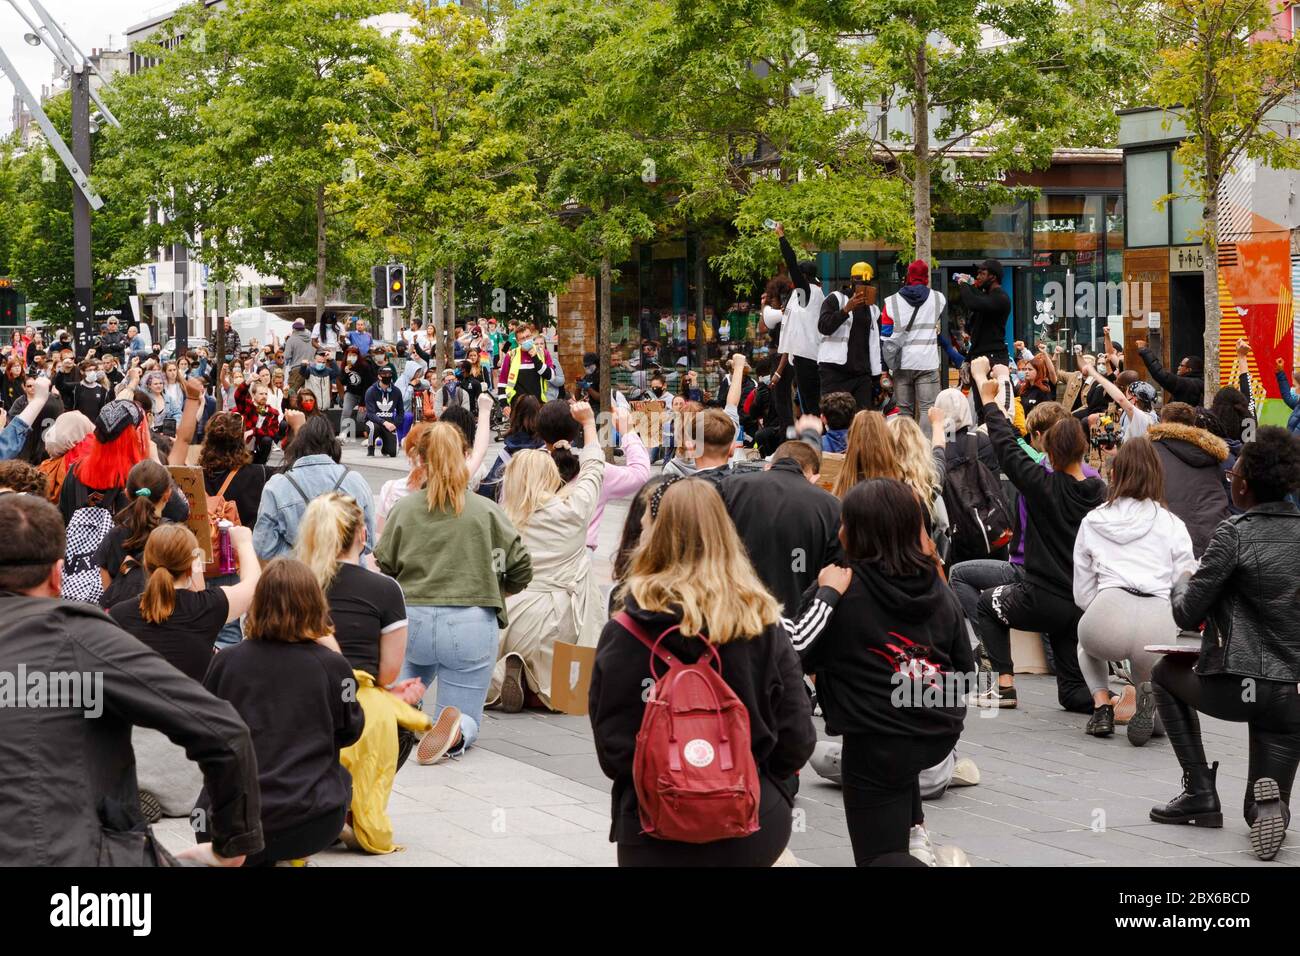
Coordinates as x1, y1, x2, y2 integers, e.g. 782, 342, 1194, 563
234, 383, 280, 440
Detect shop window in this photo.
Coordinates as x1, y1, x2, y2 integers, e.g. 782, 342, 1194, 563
1125, 151, 1169, 247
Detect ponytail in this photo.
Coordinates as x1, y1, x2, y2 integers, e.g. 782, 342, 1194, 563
551, 443, 580, 483
139, 566, 177, 625
117, 459, 170, 551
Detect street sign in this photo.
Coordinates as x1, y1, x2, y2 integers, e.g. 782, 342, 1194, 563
1169, 247, 1205, 273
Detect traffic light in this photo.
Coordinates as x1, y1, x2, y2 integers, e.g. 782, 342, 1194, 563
387, 264, 407, 309
371, 265, 387, 310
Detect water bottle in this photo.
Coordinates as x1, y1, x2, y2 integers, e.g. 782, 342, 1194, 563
217, 520, 236, 575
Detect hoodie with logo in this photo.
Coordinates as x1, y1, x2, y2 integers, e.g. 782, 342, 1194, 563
1072, 497, 1197, 610
799, 564, 972, 739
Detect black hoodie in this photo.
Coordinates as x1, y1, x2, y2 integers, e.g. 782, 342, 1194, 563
984, 400, 1106, 596
799, 569, 973, 739
589, 595, 816, 844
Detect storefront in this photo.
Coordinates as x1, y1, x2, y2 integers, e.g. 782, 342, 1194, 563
557, 150, 1125, 397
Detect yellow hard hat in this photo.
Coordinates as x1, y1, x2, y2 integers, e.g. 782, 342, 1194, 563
850, 261, 874, 281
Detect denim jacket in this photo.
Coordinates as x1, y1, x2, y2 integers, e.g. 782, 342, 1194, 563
252, 454, 376, 560
0, 419, 30, 461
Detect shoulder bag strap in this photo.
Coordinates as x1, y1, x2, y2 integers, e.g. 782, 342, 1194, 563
216, 466, 240, 499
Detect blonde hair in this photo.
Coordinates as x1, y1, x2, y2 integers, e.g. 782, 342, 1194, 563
833, 410, 895, 498
627, 480, 780, 644
886, 415, 940, 517
424, 422, 469, 514
502, 449, 564, 529
295, 492, 364, 591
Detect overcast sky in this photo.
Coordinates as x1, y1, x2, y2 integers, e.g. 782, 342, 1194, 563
2, 0, 169, 133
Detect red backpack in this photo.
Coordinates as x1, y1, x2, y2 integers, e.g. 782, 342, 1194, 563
614, 611, 761, 844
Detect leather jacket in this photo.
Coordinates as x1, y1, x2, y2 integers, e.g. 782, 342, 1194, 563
1172, 502, 1300, 680
0, 594, 264, 865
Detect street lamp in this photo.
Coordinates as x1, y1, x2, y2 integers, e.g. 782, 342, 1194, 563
23, 32, 40, 46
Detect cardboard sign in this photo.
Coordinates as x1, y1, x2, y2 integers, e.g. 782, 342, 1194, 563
168, 465, 213, 563
550, 641, 597, 716
628, 399, 666, 449
818, 451, 845, 493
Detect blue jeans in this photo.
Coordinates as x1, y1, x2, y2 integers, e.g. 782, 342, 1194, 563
208, 574, 242, 650
399, 605, 498, 753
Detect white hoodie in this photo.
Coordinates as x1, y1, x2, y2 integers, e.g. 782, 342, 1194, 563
1073, 497, 1198, 609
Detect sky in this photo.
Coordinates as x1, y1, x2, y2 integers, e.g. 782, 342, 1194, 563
1, 0, 168, 134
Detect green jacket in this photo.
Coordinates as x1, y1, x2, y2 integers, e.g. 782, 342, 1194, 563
375, 490, 532, 627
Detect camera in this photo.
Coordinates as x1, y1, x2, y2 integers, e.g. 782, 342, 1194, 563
1090, 415, 1119, 451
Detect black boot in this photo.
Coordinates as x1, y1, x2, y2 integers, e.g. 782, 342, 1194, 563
1150, 762, 1222, 827
1085, 704, 1115, 737
1248, 777, 1288, 860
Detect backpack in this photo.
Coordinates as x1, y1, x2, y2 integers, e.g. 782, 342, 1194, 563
613, 611, 760, 845
62, 506, 116, 605
475, 447, 514, 503
941, 433, 1014, 558
204, 468, 242, 575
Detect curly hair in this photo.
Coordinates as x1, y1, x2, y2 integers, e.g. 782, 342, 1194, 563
0, 460, 48, 498
199, 412, 253, 474
1237, 427, 1300, 503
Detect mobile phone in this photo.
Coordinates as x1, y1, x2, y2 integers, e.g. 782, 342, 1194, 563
763, 218, 778, 231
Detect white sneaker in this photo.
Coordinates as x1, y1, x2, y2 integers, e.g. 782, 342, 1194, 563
808, 741, 842, 784
932, 844, 971, 867
950, 756, 981, 787
909, 825, 935, 866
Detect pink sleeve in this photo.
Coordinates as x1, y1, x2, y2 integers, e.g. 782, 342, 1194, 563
585, 432, 651, 550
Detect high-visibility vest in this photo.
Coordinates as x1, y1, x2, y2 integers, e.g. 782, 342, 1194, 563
505, 347, 548, 402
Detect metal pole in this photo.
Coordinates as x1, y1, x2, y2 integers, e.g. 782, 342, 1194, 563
70, 65, 93, 356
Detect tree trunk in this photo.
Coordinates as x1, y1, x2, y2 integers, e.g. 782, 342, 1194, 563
912, 39, 931, 266
599, 254, 612, 418
1202, 179, 1221, 405
433, 268, 446, 377
314, 184, 327, 327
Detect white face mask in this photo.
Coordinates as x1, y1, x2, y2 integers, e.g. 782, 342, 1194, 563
85, 371, 98, 383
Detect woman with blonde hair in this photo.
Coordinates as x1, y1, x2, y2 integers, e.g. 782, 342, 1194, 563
832, 409, 896, 498
590, 478, 817, 866
108, 522, 261, 822
376, 421, 433, 534
887, 411, 948, 527
375, 421, 533, 765
487, 401, 605, 713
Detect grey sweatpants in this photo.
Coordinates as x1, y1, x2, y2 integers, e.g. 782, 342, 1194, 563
893, 367, 941, 438
1076, 587, 1177, 695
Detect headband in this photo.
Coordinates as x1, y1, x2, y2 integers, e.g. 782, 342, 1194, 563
649, 476, 685, 520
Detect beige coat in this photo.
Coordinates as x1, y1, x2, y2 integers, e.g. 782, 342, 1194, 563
488, 445, 606, 708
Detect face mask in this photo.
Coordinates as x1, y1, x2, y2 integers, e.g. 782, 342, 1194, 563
652, 387, 665, 397
585, 365, 597, 375
380, 376, 393, 386
347, 356, 357, 366
519, 340, 533, 352
312, 363, 326, 372
85, 371, 98, 383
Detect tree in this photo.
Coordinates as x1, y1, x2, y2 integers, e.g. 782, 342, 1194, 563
5, 95, 146, 326
1145, 0, 1300, 399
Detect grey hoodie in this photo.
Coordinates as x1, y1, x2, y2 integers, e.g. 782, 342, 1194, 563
283, 329, 315, 370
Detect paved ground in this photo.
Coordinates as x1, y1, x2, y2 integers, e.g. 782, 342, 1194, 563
157, 439, 1291, 867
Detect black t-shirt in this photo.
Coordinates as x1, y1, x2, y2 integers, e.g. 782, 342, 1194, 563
203, 465, 270, 528
326, 562, 407, 678
109, 587, 230, 682
95, 524, 143, 578
74, 382, 108, 419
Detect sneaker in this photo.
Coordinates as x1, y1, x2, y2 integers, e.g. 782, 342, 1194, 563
1112, 684, 1137, 724
1085, 703, 1115, 737
416, 706, 464, 765
499, 655, 526, 714
808, 741, 842, 784
1249, 777, 1288, 861
950, 757, 981, 787
932, 844, 972, 867
972, 685, 1017, 709
908, 825, 935, 866
1127, 681, 1157, 747
138, 789, 163, 824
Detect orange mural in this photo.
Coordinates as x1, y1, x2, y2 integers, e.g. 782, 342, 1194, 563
1216, 226, 1294, 401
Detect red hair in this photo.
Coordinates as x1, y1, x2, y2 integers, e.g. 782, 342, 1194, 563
73, 425, 148, 490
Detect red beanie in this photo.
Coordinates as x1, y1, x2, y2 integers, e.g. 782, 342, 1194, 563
906, 259, 929, 285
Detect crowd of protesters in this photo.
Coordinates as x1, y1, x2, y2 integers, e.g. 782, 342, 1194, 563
1, 232, 1299, 872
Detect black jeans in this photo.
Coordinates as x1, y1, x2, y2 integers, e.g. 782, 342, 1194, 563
842, 733, 957, 867
792, 355, 821, 416
770, 364, 794, 432
1153, 656, 1300, 824
976, 579, 1092, 713
198, 804, 347, 867
819, 366, 878, 411
949, 560, 1023, 625
617, 774, 793, 867
367, 421, 398, 456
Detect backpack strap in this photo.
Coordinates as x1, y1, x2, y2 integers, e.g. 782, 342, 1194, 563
281, 468, 312, 507
614, 611, 678, 670
216, 466, 240, 500
331, 466, 351, 493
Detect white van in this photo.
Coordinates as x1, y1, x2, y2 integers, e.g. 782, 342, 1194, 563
227, 307, 298, 350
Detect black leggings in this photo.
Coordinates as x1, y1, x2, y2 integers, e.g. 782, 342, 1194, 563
616, 775, 793, 867
367, 421, 398, 457
792, 355, 821, 416
842, 733, 958, 867
1153, 656, 1300, 823
199, 804, 347, 867
976, 579, 1092, 714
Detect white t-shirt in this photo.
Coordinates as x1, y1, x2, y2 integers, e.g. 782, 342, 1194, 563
1122, 407, 1157, 442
